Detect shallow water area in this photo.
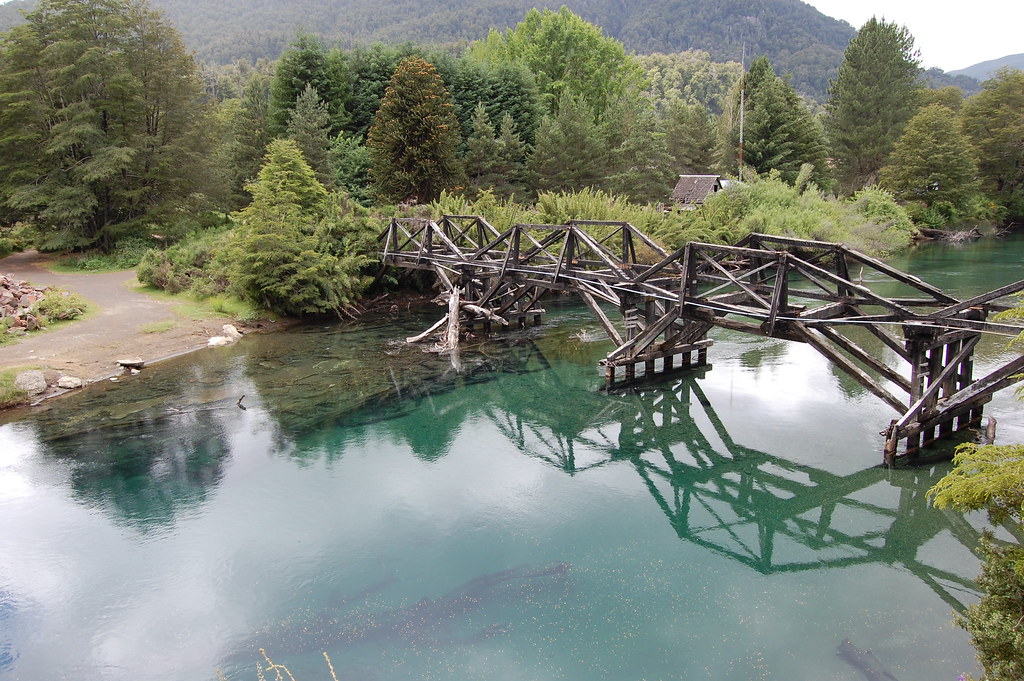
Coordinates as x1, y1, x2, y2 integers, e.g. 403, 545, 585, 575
2, 234, 1023, 680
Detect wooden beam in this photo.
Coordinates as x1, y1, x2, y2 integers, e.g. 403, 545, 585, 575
580, 290, 624, 346
893, 336, 981, 429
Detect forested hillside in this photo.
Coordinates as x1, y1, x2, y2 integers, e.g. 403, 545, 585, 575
0, 0, 856, 99
950, 53, 1024, 81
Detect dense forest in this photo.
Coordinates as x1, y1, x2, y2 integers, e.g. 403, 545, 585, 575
0, 0, 895, 100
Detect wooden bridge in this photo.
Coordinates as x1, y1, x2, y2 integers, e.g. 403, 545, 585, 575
379, 215, 1024, 465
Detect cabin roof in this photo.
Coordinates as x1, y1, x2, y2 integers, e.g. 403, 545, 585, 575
671, 175, 722, 205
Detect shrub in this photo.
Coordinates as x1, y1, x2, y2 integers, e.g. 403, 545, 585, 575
136, 228, 233, 296
32, 288, 88, 322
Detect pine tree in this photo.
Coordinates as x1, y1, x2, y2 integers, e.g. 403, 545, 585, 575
529, 94, 609, 195
664, 101, 719, 175
604, 100, 676, 204
495, 113, 530, 199
825, 18, 922, 193
732, 57, 830, 187
328, 133, 372, 204
268, 33, 348, 135
463, 103, 504, 195
286, 83, 333, 186
229, 139, 370, 315
879, 104, 979, 212
227, 73, 272, 204
367, 57, 464, 204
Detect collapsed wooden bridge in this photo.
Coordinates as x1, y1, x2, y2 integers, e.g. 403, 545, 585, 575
379, 215, 1024, 465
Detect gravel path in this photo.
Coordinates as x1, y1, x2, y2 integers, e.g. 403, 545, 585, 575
0, 250, 236, 383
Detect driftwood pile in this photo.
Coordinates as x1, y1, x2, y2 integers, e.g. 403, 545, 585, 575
405, 287, 509, 353
1, 273, 51, 333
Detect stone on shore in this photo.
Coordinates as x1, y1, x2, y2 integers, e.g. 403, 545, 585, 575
14, 370, 47, 395
116, 357, 145, 370
57, 375, 84, 389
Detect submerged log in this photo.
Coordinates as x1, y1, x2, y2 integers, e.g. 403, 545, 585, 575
436, 286, 462, 353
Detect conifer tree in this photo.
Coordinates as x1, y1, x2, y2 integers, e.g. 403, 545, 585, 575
367, 57, 464, 204
731, 57, 830, 187
495, 113, 530, 199
229, 139, 369, 315
825, 18, 922, 192
664, 101, 718, 175
604, 100, 676, 204
463, 103, 504, 195
269, 33, 348, 135
328, 133, 372, 204
228, 73, 272, 204
879, 104, 979, 213
286, 84, 333, 186
529, 94, 609, 194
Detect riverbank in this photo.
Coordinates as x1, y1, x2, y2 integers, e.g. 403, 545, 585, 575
0, 250, 280, 404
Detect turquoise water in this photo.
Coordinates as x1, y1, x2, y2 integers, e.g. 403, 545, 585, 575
1, 234, 1023, 680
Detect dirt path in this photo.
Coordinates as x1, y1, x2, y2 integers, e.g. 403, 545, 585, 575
1, 250, 237, 383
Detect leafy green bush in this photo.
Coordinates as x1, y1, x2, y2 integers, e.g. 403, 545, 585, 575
658, 170, 916, 255
57, 236, 160, 271
136, 227, 234, 296
32, 288, 88, 322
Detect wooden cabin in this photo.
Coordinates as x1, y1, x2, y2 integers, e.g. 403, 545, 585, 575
671, 175, 724, 209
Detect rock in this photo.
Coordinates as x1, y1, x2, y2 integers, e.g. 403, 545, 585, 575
116, 357, 145, 369
222, 324, 242, 340
14, 370, 47, 395
57, 375, 84, 389
207, 335, 231, 347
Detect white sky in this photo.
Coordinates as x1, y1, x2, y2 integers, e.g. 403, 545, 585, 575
805, 0, 1024, 72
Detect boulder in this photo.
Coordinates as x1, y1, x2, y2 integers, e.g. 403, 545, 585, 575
57, 375, 84, 389
14, 370, 47, 395
116, 357, 145, 370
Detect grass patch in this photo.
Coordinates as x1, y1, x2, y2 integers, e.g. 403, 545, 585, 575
141, 319, 175, 333
134, 284, 267, 324
0, 370, 29, 409
50, 236, 156, 273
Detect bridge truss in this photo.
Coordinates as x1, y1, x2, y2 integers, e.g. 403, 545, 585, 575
379, 216, 1024, 464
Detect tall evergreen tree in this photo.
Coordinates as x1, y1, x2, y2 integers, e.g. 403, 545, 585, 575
729, 57, 830, 187
664, 101, 719, 174
879, 104, 979, 213
825, 18, 922, 192
367, 57, 464, 204
0, 0, 219, 250
529, 94, 608, 194
463, 103, 505, 195
604, 100, 676, 203
286, 83, 333, 186
227, 73, 272, 205
328, 133, 372, 204
495, 113, 530, 199
268, 33, 348, 135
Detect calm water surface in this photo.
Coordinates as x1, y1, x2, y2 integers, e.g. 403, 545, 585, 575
2, 235, 1023, 681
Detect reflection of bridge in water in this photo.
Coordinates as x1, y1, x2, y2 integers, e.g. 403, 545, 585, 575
381, 216, 1024, 463
472, 349, 982, 612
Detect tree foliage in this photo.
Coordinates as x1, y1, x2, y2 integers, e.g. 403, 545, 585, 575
824, 18, 922, 193
0, 0, 219, 250
467, 7, 644, 116
367, 57, 464, 204
528, 94, 608, 194
961, 68, 1024, 220
268, 32, 348, 135
879, 103, 979, 214
228, 139, 372, 315
286, 83, 333, 185
731, 56, 830, 187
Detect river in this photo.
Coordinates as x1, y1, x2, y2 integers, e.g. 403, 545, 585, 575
1, 234, 1022, 681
